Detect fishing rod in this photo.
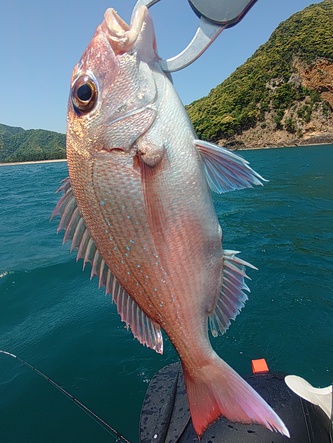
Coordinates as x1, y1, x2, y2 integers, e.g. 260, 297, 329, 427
0, 350, 131, 443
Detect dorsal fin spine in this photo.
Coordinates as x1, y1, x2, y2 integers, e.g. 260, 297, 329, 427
58, 196, 76, 232
63, 206, 80, 244
70, 217, 86, 252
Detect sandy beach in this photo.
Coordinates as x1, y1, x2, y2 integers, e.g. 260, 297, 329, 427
0, 159, 67, 167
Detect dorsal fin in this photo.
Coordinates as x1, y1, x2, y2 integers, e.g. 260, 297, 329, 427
51, 178, 163, 353
110, 275, 163, 353
209, 250, 256, 337
195, 139, 266, 193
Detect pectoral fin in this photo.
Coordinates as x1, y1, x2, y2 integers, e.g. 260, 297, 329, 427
209, 250, 257, 337
195, 139, 266, 193
52, 178, 163, 354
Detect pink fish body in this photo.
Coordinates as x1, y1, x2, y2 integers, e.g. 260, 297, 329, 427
53, 6, 289, 438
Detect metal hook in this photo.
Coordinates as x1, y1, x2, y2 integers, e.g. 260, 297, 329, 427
134, 0, 258, 72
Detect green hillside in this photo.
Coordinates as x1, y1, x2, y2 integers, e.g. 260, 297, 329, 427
186, 0, 333, 145
0, 124, 66, 163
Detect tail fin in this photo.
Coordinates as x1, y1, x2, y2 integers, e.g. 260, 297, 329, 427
183, 354, 289, 439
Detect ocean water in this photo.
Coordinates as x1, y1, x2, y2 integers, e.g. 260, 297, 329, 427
0, 145, 332, 442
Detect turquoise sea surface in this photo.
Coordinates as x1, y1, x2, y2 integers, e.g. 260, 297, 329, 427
0, 145, 332, 442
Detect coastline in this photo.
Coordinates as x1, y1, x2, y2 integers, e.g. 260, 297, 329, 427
1, 141, 332, 166
0, 158, 67, 167
238, 141, 333, 151
222, 132, 333, 151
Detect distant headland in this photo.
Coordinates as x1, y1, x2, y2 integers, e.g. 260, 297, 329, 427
186, 0, 333, 149
0, 123, 66, 164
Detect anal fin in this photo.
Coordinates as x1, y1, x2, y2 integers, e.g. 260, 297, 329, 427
209, 250, 257, 337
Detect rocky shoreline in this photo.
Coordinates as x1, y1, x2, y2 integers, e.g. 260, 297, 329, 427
220, 132, 333, 150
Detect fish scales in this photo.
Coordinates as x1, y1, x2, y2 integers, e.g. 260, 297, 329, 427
93, 151, 212, 354
53, 5, 289, 439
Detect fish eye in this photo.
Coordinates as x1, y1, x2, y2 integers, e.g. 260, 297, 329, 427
72, 75, 98, 114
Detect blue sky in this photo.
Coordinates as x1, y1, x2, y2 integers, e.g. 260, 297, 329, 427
0, 0, 321, 134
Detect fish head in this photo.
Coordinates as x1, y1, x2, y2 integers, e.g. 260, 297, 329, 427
67, 6, 159, 162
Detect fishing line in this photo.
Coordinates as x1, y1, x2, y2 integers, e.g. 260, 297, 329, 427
0, 350, 131, 443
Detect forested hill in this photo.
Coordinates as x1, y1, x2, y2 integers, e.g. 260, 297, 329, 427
0, 124, 66, 163
186, 0, 333, 148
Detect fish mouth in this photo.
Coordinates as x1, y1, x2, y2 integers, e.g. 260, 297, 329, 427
101, 6, 148, 55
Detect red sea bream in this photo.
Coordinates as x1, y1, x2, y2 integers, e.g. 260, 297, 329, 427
52, 5, 289, 438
